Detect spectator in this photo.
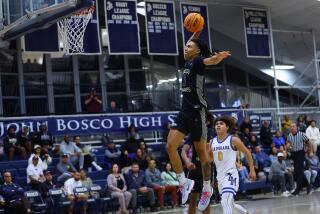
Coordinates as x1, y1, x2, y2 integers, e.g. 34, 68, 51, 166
16, 126, 32, 155
125, 163, 156, 213
272, 130, 285, 149
305, 146, 320, 187
84, 88, 102, 113
36, 123, 54, 152
138, 139, 149, 157
28, 145, 52, 171
270, 153, 293, 197
60, 135, 84, 170
236, 153, 250, 184
122, 124, 141, 154
133, 149, 148, 170
107, 100, 120, 113
0, 139, 4, 161
43, 170, 56, 196
297, 115, 307, 132
74, 136, 102, 171
0, 172, 31, 213
4, 126, 27, 161
282, 115, 293, 136
241, 128, 251, 147
26, 155, 46, 196
127, 124, 140, 141
255, 145, 271, 173
306, 120, 320, 153
119, 150, 133, 172
260, 121, 273, 149
250, 135, 259, 148
64, 171, 88, 214
57, 153, 77, 183
79, 169, 93, 188
240, 117, 252, 133
286, 123, 310, 196
303, 156, 316, 194
107, 164, 132, 214
161, 163, 179, 186
269, 147, 278, 163
105, 140, 121, 165
145, 159, 178, 209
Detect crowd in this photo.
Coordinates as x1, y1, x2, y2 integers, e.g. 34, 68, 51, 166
1, 113, 320, 213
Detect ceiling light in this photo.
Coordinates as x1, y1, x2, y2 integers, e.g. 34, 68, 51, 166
271, 65, 295, 70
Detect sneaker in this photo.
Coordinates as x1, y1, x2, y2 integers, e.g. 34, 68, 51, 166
96, 165, 103, 171
281, 191, 290, 197
198, 187, 213, 212
179, 178, 195, 204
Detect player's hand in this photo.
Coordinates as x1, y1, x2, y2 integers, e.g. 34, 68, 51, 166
249, 170, 256, 181
186, 162, 196, 170
214, 51, 231, 60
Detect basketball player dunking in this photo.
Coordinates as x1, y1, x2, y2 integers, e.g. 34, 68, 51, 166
209, 116, 256, 214
166, 29, 230, 211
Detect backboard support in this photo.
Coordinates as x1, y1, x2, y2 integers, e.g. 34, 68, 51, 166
0, 0, 94, 41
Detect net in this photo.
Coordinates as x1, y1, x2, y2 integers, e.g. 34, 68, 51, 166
57, 6, 95, 54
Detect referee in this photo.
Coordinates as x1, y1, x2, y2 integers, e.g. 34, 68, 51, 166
286, 123, 309, 196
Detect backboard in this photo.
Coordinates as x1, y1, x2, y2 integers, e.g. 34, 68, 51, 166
0, 0, 93, 40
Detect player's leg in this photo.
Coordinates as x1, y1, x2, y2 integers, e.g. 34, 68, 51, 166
188, 192, 199, 214
221, 192, 234, 214
234, 203, 248, 214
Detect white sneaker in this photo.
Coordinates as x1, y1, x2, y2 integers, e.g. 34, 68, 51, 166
179, 178, 195, 204
198, 187, 213, 211
282, 191, 290, 197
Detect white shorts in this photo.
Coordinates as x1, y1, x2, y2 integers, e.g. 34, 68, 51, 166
218, 169, 239, 197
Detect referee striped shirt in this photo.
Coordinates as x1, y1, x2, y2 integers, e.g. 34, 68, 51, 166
287, 131, 309, 152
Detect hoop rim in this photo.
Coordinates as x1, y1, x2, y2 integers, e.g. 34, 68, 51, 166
74, 6, 96, 16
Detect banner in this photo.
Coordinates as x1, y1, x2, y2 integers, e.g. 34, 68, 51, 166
243, 8, 271, 58
105, 0, 140, 55
249, 112, 272, 132
0, 111, 243, 138
180, 2, 211, 50
145, 1, 178, 55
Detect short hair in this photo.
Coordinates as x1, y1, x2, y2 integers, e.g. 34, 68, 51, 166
190, 38, 212, 57
213, 115, 235, 133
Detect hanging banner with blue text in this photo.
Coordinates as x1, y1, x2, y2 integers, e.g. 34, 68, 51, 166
249, 112, 272, 132
180, 2, 211, 50
104, 0, 140, 55
145, 0, 178, 55
243, 8, 271, 58
0, 111, 243, 138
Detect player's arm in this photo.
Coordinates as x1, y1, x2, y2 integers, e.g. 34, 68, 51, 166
181, 144, 195, 170
232, 137, 256, 181
203, 51, 231, 66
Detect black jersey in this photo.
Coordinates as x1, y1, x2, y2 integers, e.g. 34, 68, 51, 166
181, 56, 207, 110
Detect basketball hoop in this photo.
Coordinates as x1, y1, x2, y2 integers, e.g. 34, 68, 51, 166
57, 6, 95, 54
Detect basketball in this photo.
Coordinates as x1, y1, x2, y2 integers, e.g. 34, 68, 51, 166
184, 13, 204, 33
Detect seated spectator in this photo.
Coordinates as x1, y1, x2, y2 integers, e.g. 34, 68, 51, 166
236, 153, 250, 184
303, 156, 317, 194
125, 163, 156, 213
240, 117, 252, 133
26, 155, 46, 196
119, 150, 133, 172
306, 120, 320, 153
105, 140, 121, 165
4, 126, 27, 161
107, 164, 132, 214
255, 145, 271, 173
0, 171, 31, 213
28, 145, 52, 171
260, 121, 272, 148
85, 88, 102, 113
145, 159, 178, 209
57, 153, 77, 183
16, 126, 32, 155
133, 149, 148, 170
43, 170, 57, 196
281, 115, 292, 136
297, 115, 307, 132
74, 136, 102, 171
80, 169, 93, 188
107, 100, 120, 113
122, 124, 141, 154
36, 123, 54, 152
270, 153, 293, 197
161, 163, 179, 187
305, 146, 320, 187
240, 128, 251, 147
139, 139, 149, 157
250, 135, 259, 148
269, 147, 278, 164
272, 130, 285, 149
64, 171, 88, 214
60, 135, 84, 169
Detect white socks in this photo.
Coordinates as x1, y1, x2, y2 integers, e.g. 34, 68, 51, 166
177, 172, 187, 185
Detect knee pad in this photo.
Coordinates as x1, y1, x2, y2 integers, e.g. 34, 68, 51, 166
221, 193, 234, 214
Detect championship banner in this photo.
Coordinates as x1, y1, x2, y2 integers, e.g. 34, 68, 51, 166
145, 0, 178, 55
249, 112, 272, 132
243, 8, 271, 58
104, 0, 140, 55
0, 110, 243, 138
180, 2, 211, 50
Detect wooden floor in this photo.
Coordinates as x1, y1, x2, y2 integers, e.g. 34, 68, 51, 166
154, 191, 320, 214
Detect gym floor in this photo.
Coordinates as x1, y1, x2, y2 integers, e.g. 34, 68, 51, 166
154, 191, 320, 213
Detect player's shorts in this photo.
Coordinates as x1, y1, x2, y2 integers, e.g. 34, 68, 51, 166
188, 164, 203, 193
218, 169, 239, 197
171, 107, 207, 142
